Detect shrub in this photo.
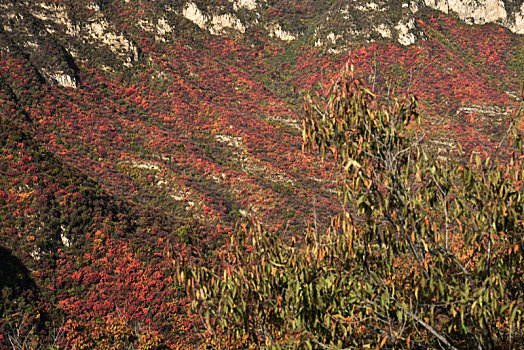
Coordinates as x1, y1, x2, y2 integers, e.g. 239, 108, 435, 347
178, 65, 524, 349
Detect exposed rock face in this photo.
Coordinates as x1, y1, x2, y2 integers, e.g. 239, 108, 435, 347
268, 23, 297, 41
1, 0, 521, 90
229, 0, 257, 11
84, 19, 139, 66
33, 2, 71, 28
156, 18, 173, 37
375, 23, 393, 39
0, 1, 80, 87
396, 18, 417, 45
210, 13, 246, 34
310, 0, 522, 50
33, 1, 139, 66
423, 0, 524, 34
183, 2, 207, 30
182, 2, 246, 35
49, 71, 77, 89
312, 1, 423, 48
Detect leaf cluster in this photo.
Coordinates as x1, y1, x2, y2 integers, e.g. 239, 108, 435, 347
180, 65, 524, 349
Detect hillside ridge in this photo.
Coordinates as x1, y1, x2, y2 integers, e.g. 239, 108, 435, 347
0, 0, 523, 347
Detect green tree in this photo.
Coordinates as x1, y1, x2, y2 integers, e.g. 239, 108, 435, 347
178, 65, 524, 349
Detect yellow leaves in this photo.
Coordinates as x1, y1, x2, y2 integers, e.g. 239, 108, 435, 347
361, 87, 376, 97
455, 217, 463, 233
318, 247, 325, 261
305, 248, 311, 264
17, 190, 33, 201
379, 336, 388, 348
329, 145, 338, 161
391, 210, 398, 221
224, 265, 233, 279
177, 267, 185, 284
344, 158, 361, 171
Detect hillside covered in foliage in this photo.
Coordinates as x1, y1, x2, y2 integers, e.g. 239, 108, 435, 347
0, 0, 523, 348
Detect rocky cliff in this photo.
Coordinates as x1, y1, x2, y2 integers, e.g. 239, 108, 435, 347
424, 0, 524, 34
175, 0, 523, 50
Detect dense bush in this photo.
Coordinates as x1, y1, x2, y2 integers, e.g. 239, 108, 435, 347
179, 65, 524, 349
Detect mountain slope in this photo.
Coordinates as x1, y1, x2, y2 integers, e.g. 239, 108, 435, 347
0, 0, 523, 347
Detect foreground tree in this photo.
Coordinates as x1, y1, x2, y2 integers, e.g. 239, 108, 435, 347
178, 65, 524, 349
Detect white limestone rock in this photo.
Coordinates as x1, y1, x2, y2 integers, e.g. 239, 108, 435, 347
210, 13, 246, 34
183, 2, 246, 35
40, 68, 77, 88
375, 23, 392, 38
229, 0, 257, 11
183, 2, 208, 30
396, 18, 417, 45
156, 17, 173, 41
52, 73, 77, 89
268, 23, 297, 41
424, 0, 524, 34
87, 19, 139, 66
61, 232, 71, 247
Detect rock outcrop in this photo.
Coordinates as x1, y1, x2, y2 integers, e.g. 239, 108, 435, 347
182, 2, 246, 35
423, 0, 524, 34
